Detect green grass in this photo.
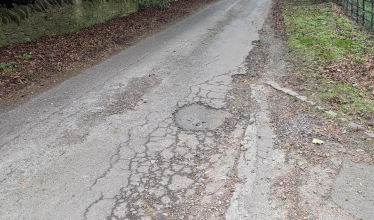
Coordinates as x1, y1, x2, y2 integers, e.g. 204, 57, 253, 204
0, 62, 18, 77
0, 62, 18, 70
283, 2, 374, 121
284, 4, 369, 61
22, 53, 32, 60
315, 82, 374, 118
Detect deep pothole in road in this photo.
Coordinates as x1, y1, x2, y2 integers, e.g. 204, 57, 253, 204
174, 103, 231, 131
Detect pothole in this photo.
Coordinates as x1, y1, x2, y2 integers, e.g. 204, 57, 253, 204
174, 103, 231, 131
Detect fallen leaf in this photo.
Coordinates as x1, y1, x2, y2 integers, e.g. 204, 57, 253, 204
312, 138, 324, 145
351, 157, 362, 163
19, 180, 26, 184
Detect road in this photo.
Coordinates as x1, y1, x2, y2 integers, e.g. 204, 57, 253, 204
0, 0, 272, 219
2, 0, 374, 219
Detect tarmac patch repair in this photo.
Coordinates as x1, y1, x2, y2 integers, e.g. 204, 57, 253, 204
174, 103, 231, 131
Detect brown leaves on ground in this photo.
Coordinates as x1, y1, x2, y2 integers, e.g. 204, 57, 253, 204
270, 0, 286, 38
321, 57, 374, 96
0, 0, 214, 105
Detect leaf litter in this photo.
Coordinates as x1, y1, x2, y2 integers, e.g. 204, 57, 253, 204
0, 0, 215, 109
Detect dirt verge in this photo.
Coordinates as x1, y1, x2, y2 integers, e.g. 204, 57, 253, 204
237, 1, 374, 217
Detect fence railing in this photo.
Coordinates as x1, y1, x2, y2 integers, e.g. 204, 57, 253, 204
332, 0, 374, 29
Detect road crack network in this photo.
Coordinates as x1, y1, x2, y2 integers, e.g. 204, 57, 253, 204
79, 73, 253, 219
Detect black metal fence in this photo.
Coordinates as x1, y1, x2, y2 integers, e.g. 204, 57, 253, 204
333, 0, 374, 29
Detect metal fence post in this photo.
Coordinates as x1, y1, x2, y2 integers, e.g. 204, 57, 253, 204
370, 0, 374, 29
357, 0, 359, 23
362, 0, 365, 25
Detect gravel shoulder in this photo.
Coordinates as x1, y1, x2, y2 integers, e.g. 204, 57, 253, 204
231, 1, 374, 218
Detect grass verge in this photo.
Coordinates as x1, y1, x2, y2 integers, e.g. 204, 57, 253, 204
281, 0, 374, 126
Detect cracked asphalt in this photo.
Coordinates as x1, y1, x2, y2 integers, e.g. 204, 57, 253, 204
0, 0, 272, 219
2, 0, 374, 219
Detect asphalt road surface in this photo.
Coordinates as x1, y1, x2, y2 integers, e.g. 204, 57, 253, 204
3, 0, 374, 219
0, 0, 272, 219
